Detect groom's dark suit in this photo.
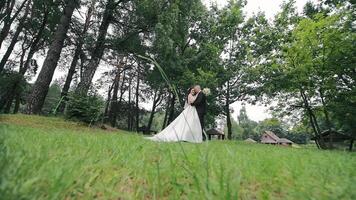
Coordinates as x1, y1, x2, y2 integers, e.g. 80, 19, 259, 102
191, 91, 207, 140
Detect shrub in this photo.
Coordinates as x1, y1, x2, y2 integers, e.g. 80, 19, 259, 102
65, 92, 104, 124
0, 70, 27, 113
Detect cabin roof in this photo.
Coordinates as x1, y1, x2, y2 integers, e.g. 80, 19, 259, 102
278, 138, 293, 143
206, 128, 224, 135
264, 131, 280, 141
260, 131, 295, 144
261, 131, 279, 143
244, 138, 257, 143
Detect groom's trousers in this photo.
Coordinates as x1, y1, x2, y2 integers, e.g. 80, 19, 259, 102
198, 113, 206, 141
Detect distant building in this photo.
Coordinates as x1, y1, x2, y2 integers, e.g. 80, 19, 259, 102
244, 138, 257, 143
260, 131, 293, 146
311, 130, 354, 151
277, 138, 293, 146
206, 128, 225, 140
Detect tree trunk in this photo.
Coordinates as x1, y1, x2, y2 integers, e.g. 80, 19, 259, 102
58, 1, 94, 113
0, 0, 26, 48
319, 88, 333, 148
161, 97, 169, 130
104, 83, 114, 117
226, 82, 232, 140
10, 9, 48, 113
109, 69, 126, 127
75, 0, 116, 94
300, 89, 323, 149
25, 0, 78, 114
147, 91, 158, 131
128, 77, 132, 130
0, 0, 30, 73
147, 89, 161, 131
109, 71, 120, 127
167, 93, 175, 124
135, 70, 140, 131
13, 93, 20, 113
17, 2, 49, 75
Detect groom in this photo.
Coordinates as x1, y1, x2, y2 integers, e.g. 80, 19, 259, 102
190, 85, 207, 141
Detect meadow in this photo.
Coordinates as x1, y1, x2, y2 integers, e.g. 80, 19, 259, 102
0, 114, 355, 200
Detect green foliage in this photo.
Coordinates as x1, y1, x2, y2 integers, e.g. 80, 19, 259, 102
0, 71, 28, 112
232, 107, 310, 144
65, 92, 104, 124
1, 115, 355, 199
41, 83, 61, 115
248, 2, 356, 138
224, 119, 244, 139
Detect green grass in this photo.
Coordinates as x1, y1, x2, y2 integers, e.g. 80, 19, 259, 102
0, 114, 355, 200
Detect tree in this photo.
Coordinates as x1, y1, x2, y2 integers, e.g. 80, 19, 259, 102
58, 0, 95, 113
26, 0, 79, 114
75, 0, 117, 94
217, 1, 247, 140
0, 0, 29, 49
0, 0, 59, 113
146, 88, 164, 131
251, 1, 355, 148
0, 0, 31, 72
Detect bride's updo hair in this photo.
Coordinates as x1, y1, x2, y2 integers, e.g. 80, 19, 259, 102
186, 86, 194, 101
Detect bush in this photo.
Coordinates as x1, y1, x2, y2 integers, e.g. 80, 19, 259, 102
65, 92, 104, 124
0, 70, 28, 113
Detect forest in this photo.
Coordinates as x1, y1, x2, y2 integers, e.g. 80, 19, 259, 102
0, 0, 355, 146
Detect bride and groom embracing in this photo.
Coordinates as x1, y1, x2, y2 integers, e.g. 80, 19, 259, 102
147, 85, 207, 143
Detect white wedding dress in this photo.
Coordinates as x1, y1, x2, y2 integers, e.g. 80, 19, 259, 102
146, 93, 202, 143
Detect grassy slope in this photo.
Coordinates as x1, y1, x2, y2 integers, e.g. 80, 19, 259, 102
0, 114, 355, 200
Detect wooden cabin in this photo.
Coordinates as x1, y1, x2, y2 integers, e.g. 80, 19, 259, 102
260, 131, 293, 146
311, 130, 354, 151
277, 138, 293, 146
206, 128, 225, 140
260, 131, 280, 144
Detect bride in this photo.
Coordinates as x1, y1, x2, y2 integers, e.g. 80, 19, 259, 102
146, 87, 203, 143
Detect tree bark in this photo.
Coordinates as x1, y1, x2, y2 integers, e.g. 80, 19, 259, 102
58, 1, 94, 113
25, 0, 78, 114
0, 0, 30, 73
75, 0, 116, 94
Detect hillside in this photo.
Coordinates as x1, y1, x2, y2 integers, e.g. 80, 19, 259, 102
0, 115, 355, 199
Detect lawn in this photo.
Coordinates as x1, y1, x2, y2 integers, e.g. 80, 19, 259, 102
0, 114, 355, 200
